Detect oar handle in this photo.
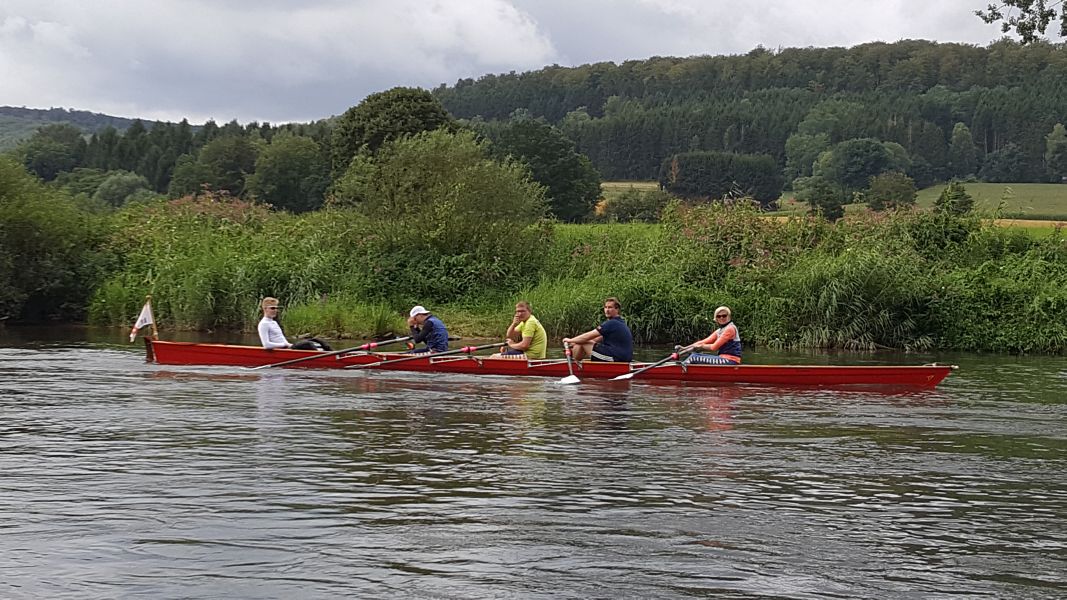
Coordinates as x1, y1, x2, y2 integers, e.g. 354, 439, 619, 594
612, 344, 694, 380
345, 341, 503, 370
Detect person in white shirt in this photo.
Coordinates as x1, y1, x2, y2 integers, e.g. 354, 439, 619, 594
257, 297, 331, 350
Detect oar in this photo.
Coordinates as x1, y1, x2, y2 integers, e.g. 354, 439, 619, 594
559, 342, 580, 385
611, 345, 693, 381
344, 341, 504, 370
248, 336, 412, 370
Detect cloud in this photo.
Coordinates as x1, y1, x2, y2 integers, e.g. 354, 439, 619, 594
1, 0, 557, 123
0, 0, 1026, 123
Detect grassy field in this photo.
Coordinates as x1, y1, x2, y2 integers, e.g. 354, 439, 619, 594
605, 180, 1067, 213
601, 180, 1067, 238
601, 180, 660, 201
915, 182, 1067, 218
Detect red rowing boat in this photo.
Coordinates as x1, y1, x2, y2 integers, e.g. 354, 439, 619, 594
146, 340, 956, 388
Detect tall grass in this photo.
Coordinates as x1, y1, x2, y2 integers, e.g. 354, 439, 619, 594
90, 195, 1067, 353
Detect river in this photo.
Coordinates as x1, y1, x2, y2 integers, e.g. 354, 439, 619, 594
1, 326, 1065, 599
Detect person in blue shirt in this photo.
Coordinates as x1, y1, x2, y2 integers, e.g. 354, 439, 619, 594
563, 297, 634, 362
406, 305, 449, 354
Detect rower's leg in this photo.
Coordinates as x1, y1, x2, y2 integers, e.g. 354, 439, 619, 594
570, 342, 594, 360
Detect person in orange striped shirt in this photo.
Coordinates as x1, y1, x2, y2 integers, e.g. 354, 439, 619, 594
684, 306, 742, 365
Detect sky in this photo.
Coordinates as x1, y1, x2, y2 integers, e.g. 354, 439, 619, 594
0, 0, 1038, 125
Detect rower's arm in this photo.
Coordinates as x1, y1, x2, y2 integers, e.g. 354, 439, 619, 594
564, 328, 602, 345
691, 330, 720, 352
509, 335, 533, 351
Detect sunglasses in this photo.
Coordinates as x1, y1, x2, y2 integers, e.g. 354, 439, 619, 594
715, 314, 729, 319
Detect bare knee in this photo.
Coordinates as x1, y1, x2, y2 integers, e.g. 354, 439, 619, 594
570, 343, 593, 360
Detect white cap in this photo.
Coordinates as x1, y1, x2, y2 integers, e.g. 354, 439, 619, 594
409, 305, 430, 318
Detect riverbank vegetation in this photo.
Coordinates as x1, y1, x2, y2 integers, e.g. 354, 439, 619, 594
3, 146, 1066, 352
99, 197, 1067, 353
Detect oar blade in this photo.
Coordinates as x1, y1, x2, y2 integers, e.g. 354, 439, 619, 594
558, 374, 581, 385
610, 372, 634, 381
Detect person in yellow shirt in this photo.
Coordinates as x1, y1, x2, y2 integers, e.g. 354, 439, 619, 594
494, 300, 547, 359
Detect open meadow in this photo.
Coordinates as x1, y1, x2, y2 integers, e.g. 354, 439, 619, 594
599, 180, 1067, 233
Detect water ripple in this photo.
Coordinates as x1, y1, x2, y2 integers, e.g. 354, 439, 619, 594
0, 345, 1064, 598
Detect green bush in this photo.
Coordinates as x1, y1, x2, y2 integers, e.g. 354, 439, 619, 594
0, 157, 111, 321
659, 151, 784, 206
599, 188, 672, 223
332, 129, 550, 302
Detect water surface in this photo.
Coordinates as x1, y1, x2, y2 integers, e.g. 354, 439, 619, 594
1, 327, 1065, 598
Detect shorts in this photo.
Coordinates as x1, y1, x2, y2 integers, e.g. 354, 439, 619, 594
591, 342, 630, 363
685, 353, 740, 365
291, 338, 332, 351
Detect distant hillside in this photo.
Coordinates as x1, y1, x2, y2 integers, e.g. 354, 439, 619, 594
0, 106, 172, 151
433, 39, 1067, 182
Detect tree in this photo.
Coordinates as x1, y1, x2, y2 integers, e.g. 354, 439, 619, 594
196, 136, 259, 196
92, 171, 151, 208
977, 2, 1067, 43
477, 116, 601, 222
659, 151, 784, 206
947, 122, 978, 179
168, 154, 212, 197
599, 188, 672, 223
0, 156, 106, 320
979, 143, 1026, 182
784, 133, 831, 181
934, 180, 975, 215
1045, 122, 1067, 181
245, 134, 329, 213
332, 129, 548, 300
827, 138, 890, 191
797, 176, 845, 221
330, 87, 456, 175
15, 124, 87, 181
53, 168, 111, 198
866, 171, 917, 211
796, 100, 866, 141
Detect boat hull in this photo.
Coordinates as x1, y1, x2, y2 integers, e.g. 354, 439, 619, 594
147, 341, 955, 388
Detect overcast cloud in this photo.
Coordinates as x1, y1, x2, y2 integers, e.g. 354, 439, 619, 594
0, 0, 1035, 124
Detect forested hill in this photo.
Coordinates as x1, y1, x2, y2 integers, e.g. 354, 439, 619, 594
0, 106, 150, 131
0, 106, 166, 151
433, 39, 1067, 181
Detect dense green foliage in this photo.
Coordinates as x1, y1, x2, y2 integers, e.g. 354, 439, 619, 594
330, 87, 455, 175
1046, 123, 1067, 180
866, 172, 918, 211
598, 188, 672, 223
475, 115, 601, 222
0, 157, 110, 320
935, 181, 976, 215
72, 186, 1065, 354
331, 129, 548, 302
245, 133, 329, 213
435, 40, 1067, 186
659, 151, 784, 205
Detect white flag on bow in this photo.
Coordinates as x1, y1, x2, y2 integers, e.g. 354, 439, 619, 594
129, 301, 154, 342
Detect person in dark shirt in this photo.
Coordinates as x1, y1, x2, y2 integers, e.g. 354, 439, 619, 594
562, 297, 634, 362
406, 305, 449, 354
